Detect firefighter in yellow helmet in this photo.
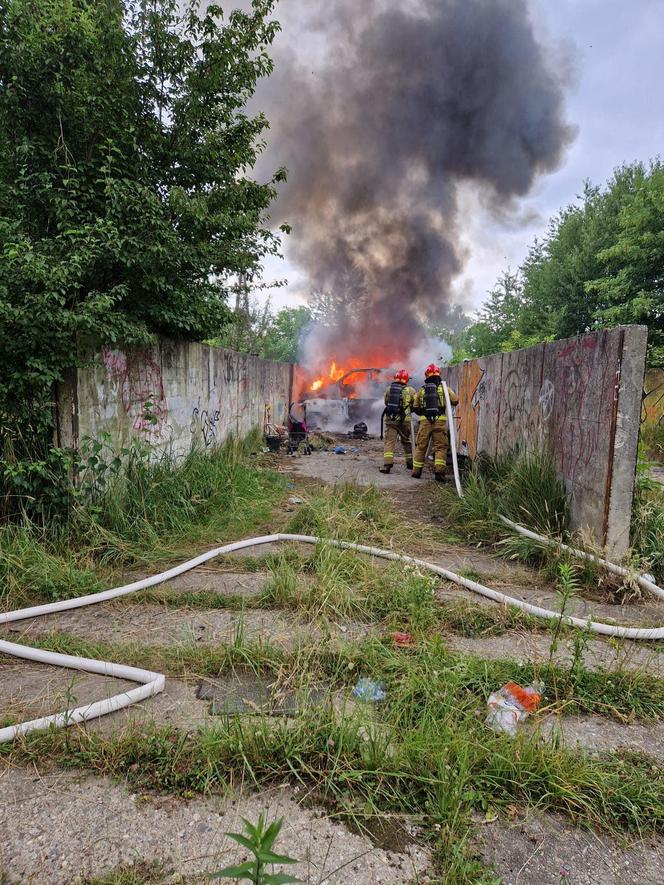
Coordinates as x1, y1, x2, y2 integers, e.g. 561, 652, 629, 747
412, 363, 458, 481
379, 369, 416, 473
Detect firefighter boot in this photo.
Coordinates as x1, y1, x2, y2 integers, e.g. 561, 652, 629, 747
411, 468, 422, 478
405, 459, 413, 471
434, 472, 445, 482
379, 465, 392, 474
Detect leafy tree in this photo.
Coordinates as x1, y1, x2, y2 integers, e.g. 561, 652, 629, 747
460, 161, 663, 365
587, 163, 664, 366
0, 0, 283, 513
453, 270, 530, 360
260, 306, 311, 362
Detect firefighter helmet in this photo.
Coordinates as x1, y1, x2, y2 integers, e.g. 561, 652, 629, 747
424, 363, 440, 378
393, 369, 409, 384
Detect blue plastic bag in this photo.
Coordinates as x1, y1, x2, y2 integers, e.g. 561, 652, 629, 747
352, 678, 386, 702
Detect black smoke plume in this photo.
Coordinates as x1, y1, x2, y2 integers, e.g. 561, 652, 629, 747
261, 0, 575, 363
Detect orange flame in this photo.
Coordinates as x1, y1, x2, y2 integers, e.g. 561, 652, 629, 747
307, 356, 390, 397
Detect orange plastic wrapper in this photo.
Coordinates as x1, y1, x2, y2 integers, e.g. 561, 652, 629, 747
503, 681, 541, 712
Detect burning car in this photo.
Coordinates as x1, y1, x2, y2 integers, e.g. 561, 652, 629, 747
300, 362, 393, 433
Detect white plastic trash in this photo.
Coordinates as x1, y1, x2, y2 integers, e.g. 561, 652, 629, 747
485, 681, 543, 736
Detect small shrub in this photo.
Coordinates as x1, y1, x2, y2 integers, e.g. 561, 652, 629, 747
210, 814, 300, 883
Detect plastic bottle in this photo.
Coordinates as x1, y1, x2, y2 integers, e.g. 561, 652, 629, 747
485, 680, 543, 736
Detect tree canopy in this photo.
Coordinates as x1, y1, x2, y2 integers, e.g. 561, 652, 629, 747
456, 161, 664, 366
0, 0, 283, 468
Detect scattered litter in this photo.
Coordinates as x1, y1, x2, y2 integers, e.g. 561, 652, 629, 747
348, 421, 369, 440
263, 434, 283, 453
287, 482, 296, 489
350, 447, 360, 453
391, 631, 413, 647
352, 677, 386, 702
288, 496, 304, 505
485, 681, 543, 736
260, 447, 270, 454
334, 446, 347, 454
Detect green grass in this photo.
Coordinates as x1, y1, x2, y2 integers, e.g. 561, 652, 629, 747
631, 469, 664, 584
0, 435, 287, 611
4, 443, 664, 882
437, 450, 570, 544
10, 628, 664, 722
284, 481, 401, 545
261, 544, 440, 629
434, 447, 664, 591
640, 420, 664, 465
4, 639, 663, 857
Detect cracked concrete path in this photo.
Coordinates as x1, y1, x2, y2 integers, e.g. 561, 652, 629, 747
444, 628, 664, 677
0, 602, 373, 651
0, 768, 432, 884
475, 807, 664, 885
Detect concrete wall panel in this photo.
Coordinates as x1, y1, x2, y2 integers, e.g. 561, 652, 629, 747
58, 340, 291, 458
442, 326, 647, 555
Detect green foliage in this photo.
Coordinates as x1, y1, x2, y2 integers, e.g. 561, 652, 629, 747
630, 470, 664, 584
260, 307, 312, 363
0, 433, 286, 610
210, 304, 311, 364
210, 814, 301, 884
459, 161, 664, 366
640, 421, 664, 465
445, 449, 570, 542
0, 0, 283, 506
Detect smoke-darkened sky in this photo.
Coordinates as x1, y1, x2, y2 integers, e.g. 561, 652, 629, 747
258, 0, 664, 318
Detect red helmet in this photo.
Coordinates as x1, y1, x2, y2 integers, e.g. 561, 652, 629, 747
394, 369, 409, 384
424, 363, 440, 378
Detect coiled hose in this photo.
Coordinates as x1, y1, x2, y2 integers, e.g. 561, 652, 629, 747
1, 404, 663, 742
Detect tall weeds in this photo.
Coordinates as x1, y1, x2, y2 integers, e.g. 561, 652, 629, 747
444, 448, 570, 542
0, 434, 286, 610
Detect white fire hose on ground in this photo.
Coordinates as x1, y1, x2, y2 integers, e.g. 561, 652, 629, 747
2, 404, 664, 742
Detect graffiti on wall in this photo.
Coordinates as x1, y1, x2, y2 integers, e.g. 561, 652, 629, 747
550, 337, 615, 486
448, 333, 622, 490
103, 349, 171, 439
190, 398, 221, 448
455, 361, 485, 459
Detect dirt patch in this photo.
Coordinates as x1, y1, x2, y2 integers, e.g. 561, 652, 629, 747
475, 807, 664, 884
0, 768, 432, 884
292, 435, 416, 490
124, 570, 269, 599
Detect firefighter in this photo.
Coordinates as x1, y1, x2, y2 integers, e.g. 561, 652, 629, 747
412, 363, 458, 481
379, 369, 416, 473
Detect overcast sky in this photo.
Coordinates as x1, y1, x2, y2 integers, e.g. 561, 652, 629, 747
261, 0, 664, 315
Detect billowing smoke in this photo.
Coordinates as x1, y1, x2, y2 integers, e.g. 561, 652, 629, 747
259, 0, 574, 367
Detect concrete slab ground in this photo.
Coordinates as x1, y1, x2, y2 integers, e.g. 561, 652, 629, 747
475, 807, 664, 885
0, 768, 432, 884
0, 603, 373, 651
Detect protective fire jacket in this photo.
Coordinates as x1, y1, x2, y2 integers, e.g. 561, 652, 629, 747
413, 382, 459, 421
383, 383, 417, 422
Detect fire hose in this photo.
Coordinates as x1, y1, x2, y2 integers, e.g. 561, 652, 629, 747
2, 411, 663, 742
